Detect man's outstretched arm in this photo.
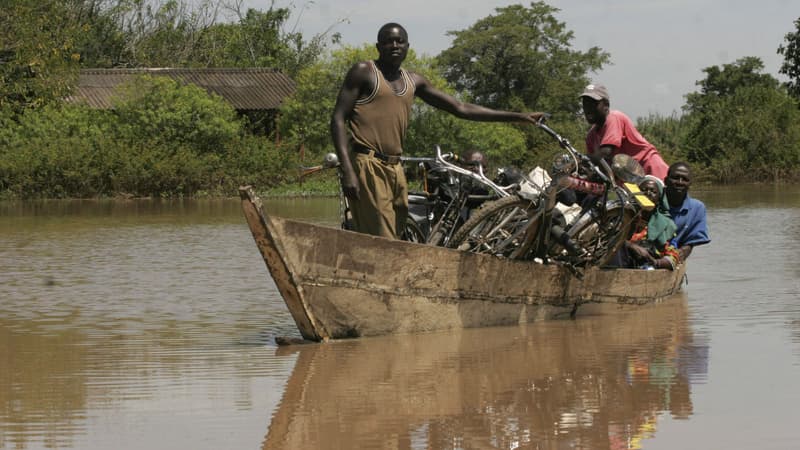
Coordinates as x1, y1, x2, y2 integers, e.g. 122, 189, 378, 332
411, 73, 544, 124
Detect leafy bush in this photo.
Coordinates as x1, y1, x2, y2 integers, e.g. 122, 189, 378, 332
0, 78, 295, 198
636, 113, 689, 163
682, 85, 800, 181
112, 76, 243, 155
0, 103, 114, 197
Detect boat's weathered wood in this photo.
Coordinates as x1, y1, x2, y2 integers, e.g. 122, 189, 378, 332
240, 186, 326, 341
239, 186, 685, 341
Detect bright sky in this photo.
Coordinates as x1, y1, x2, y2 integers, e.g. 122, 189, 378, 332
240, 0, 797, 120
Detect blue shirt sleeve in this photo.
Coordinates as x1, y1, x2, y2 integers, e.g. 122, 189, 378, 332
670, 197, 710, 248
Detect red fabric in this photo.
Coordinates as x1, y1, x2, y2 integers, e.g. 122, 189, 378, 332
586, 110, 669, 180
630, 224, 680, 268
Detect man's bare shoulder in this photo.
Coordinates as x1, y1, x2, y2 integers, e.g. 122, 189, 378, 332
340, 60, 374, 89
346, 61, 375, 79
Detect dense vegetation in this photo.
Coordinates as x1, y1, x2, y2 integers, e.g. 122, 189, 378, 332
1, 1, 800, 199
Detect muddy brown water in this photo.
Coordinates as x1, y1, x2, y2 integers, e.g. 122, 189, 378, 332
1, 186, 799, 449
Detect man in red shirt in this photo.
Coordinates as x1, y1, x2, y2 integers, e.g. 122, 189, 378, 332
580, 84, 669, 180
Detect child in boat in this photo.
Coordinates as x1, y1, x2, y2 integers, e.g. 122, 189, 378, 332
620, 176, 680, 270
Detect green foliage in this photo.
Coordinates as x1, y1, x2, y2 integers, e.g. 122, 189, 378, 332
111, 75, 242, 153
0, 0, 81, 113
778, 17, 800, 100
403, 51, 530, 165
684, 57, 780, 114
682, 85, 800, 181
405, 108, 527, 163
635, 113, 689, 163
432, 1, 609, 170
0, 82, 295, 198
632, 57, 800, 183
635, 57, 800, 182
73, 0, 337, 76
70, 0, 131, 67
437, 1, 609, 114
186, 7, 292, 69
222, 134, 299, 190
6, 0, 800, 198
0, 103, 116, 197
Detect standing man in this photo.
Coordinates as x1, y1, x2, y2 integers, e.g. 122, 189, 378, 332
331, 22, 544, 239
665, 162, 710, 262
580, 84, 670, 180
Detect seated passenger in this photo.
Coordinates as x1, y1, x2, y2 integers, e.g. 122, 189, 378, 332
460, 150, 491, 208
461, 149, 488, 174
620, 176, 680, 270
664, 162, 710, 261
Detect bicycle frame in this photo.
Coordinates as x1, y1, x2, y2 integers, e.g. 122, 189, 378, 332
510, 122, 640, 268
405, 146, 518, 246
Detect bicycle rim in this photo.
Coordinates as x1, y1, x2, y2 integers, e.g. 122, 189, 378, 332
448, 195, 534, 256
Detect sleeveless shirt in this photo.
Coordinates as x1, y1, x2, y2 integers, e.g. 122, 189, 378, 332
349, 60, 416, 156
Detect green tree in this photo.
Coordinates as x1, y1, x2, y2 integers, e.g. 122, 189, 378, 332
0, 102, 115, 197
0, 0, 82, 113
682, 57, 782, 166
113, 0, 216, 67
188, 7, 293, 69
100, 0, 338, 75
402, 55, 528, 166
680, 58, 800, 181
0, 75, 295, 198
206, 5, 340, 76
437, 1, 609, 115
70, 0, 132, 67
684, 57, 779, 114
778, 17, 800, 100
682, 85, 800, 181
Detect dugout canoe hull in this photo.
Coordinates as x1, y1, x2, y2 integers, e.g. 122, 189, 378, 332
239, 186, 686, 342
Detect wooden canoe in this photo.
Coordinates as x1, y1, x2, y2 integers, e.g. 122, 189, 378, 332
239, 186, 686, 341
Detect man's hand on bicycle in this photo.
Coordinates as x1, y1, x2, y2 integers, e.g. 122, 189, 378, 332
520, 112, 549, 125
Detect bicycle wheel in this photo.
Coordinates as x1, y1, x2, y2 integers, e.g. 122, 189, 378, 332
447, 195, 535, 256
568, 201, 636, 267
401, 216, 427, 243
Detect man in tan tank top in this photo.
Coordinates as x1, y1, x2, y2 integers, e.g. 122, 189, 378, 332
331, 23, 545, 239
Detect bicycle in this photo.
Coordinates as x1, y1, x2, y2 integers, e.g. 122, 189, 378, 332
448, 121, 651, 274
403, 145, 519, 246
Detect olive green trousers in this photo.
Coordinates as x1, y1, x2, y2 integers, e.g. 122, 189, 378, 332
349, 152, 408, 239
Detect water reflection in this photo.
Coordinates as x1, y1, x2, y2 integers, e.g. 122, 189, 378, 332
263, 295, 707, 449
0, 327, 88, 450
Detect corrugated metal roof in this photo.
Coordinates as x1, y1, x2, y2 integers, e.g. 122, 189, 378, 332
68, 68, 296, 110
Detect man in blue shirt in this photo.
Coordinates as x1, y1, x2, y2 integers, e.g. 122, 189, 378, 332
665, 162, 710, 262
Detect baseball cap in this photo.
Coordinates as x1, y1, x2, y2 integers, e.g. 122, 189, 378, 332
579, 84, 609, 101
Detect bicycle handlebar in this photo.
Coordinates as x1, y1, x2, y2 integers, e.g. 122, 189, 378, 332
536, 121, 620, 187
431, 145, 512, 197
